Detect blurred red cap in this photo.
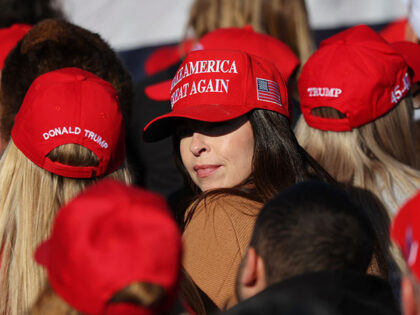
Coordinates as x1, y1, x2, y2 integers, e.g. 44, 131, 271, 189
145, 26, 299, 102
35, 179, 182, 315
391, 190, 420, 282
392, 41, 420, 83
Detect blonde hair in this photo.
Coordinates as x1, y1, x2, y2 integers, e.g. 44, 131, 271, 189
186, 0, 315, 64
295, 97, 420, 216
30, 282, 165, 315
0, 140, 131, 315
30, 284, 80, 315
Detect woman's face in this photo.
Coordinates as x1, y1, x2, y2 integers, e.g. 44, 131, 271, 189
178, 116, 254, 191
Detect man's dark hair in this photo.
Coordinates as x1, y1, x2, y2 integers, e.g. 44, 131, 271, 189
250, 181, 375, 286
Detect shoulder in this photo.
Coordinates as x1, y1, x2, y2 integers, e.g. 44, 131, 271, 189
182, 194, 263, 308
183, 193, 262, 241
188, 193, 262, 218
183, 193, 262, 252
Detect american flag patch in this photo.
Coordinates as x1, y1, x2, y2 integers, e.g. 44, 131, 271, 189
256, 78, 282, 106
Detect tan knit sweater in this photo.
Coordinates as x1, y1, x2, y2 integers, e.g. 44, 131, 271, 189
182, 194, 262, 310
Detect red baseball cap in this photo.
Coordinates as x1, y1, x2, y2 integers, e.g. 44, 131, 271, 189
143, 49, 289, 142
11, 67, 125, 178
145, 26, 299, 102
391, 190, 420, 282
298, 25, 411, 131
35, 179, 182, 315
144, 39, 195, 77
392, 41, 420, 83
0, 23, 31, 69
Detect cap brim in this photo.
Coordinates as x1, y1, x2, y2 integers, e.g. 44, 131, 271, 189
34, 240, 52, 267
143, 103, 255, 142
144, 80, 172, 101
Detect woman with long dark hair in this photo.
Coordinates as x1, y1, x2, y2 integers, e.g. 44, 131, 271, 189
143, 49, 332, 310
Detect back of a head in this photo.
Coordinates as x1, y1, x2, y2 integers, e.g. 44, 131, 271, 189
0, 18, 132, 143
295, 25, 420, 215
250, 181, 375, 285
34, 179, 182, 315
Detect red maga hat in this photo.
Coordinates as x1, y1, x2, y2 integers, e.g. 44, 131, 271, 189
143, 49, 289, 142
145, 26, 299, 102
391, 190, 420, 282
35, 179, 182, 315
298, 25, 411, 132
392, 41, 420, 83
0, 23, 31, 69
11, 67, 125, 178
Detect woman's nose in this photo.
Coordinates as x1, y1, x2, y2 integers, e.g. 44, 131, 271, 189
190, 132, 210, 156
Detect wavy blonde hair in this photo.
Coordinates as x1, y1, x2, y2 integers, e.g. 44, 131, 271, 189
0, 141, 131, 315
295, 97, 420, 216
186, 0, 315, 64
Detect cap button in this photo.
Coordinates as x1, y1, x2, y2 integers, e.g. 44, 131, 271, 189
76, 74, 87, 81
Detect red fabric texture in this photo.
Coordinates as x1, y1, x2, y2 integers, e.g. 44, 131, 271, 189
143, 49, 289, 142
392, 41, 420, 83
0, 24, 31, 69
35, 179, 182, 315
144, 80, 172, 101
391, 191, 420, 282
380, 18, 408, 43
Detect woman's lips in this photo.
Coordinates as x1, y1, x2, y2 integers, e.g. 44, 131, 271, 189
194, 165, 221, 178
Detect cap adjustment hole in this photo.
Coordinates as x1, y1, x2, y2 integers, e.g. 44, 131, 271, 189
311, 107, 346, 119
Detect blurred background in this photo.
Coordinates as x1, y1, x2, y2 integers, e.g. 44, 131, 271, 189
60, 0, 409, 83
